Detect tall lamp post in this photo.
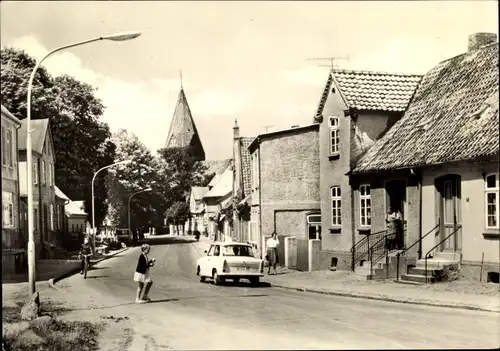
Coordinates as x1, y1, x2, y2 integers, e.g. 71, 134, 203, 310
25, 31, 141, 296
128, 187, 152, 237
92, 159, 133, 249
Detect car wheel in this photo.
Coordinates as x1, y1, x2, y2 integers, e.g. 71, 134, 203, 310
233, 278, 240, 285
213, 270, 223, 285
250, 277, 259, 286
200, 276, 206, 283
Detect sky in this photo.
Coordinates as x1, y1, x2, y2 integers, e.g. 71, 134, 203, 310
1, 1, 498, 161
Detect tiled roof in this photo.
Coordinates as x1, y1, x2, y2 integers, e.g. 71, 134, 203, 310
332, 69, 422, 111
240, 137, 254, 197
65, 200, 87, 216
200, 159, 232, 177
352, 43, 499, 173
18, 119, 49, 154
315, 70, 422, 118
204, 166, 232, 198
55, 186, 70, 201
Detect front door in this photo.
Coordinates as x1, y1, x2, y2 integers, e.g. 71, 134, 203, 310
440, 177, 462, 251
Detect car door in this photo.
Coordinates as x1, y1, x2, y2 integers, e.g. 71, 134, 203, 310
211, 245, 221, 273
201, 245, 214, 276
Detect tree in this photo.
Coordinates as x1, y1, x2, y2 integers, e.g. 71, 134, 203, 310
157, 145, 211, 225
105, 129, 160, 230
1, 47, 116, 226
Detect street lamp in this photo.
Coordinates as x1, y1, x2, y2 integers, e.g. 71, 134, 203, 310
128, 187, 153, 239
25, 31, 141, 296
91, 159, 133, 248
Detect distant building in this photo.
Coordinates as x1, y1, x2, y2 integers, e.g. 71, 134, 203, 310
18, 118, 57, 259
231, 120, 254, 245
65, 200, 88, 233
1, 105, 23, 276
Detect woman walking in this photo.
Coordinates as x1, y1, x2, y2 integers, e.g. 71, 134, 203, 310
134, 244, 156, 304
266, 232, 279, 275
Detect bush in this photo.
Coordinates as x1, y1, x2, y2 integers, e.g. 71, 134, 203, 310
107, 241, 122, 251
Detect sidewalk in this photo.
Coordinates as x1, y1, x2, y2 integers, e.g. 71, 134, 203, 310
2, 247, 128, 284
264, 269, 500, 313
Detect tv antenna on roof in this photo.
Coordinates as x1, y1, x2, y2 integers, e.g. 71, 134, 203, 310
305, 55, 350, 69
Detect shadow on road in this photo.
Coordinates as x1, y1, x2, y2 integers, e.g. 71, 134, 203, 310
85, 275, 110, 279
61, 293, 270, 312
89, 266, 109, 271
202, 280, 272, 288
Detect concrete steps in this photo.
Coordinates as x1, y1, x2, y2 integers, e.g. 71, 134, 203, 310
399, 253, 460, 284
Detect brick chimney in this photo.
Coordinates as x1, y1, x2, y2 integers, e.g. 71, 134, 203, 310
233, 119, 240, 140
468, 32, 497, 52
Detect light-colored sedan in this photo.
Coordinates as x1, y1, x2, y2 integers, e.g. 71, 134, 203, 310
196, 241, 264, 286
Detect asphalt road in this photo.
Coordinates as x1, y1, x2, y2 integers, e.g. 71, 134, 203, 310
65, 235, 500, 350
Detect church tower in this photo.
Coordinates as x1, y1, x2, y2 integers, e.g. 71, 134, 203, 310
164, 75, 206, 161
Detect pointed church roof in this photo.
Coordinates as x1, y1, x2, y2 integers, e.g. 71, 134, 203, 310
164, 88, 206, 161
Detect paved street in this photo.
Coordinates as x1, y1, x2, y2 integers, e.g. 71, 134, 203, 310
57, 235, 499, 350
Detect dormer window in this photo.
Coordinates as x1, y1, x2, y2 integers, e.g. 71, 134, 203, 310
329, 117, 340, 156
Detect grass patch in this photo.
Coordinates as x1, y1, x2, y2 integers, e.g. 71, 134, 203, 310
3, 319, 103, 351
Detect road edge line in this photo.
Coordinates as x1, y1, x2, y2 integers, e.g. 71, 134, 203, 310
271, 284, 500, 313
48, 247, 129, 290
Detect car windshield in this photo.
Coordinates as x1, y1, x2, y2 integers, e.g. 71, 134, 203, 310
222, 245, 254, 257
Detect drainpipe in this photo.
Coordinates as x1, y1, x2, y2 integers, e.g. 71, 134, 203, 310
258, 140, 263, 259
350, 179, 356, 272
417, 171, 423, 259
14, 123, 22, 247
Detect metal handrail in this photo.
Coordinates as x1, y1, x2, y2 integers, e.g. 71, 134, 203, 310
424, 225, 462, 283
395, 220, 440, 280
351, 229, 387, 267
369, 229, 406, 279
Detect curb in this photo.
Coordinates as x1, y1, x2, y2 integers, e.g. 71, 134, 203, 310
48, 247, 129, 289
271, 283, 500, 313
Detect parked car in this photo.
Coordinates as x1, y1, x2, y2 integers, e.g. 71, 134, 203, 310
196, 241, 264, 286
115, 228, 132, 244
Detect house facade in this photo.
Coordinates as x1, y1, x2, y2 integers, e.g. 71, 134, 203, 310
248, 124, 320, 260
350, 33, 499, 282
65, 200, 88, 233
313, 69, 421, 271
188, 186, 209, 233
2, 105, 23, 276
231, 120, 254, 244
18, 118, 56, 259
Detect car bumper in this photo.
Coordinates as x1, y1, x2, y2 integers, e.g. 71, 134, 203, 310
218, 272, 264, 278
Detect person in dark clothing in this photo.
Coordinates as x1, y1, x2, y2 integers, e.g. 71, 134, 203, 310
79, 237, 93, 274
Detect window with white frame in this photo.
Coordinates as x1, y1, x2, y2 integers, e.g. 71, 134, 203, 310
33, 162, 38, 185
48, 163, 53, 186
41, 160, 46, 185
50, 204, 54, 231
329, 117, 340, 156
2, 192, 14, 228
485, 173, 499, 229
2, 126, 14, 167
331, 186, 341, 226
359, 184, 371, 227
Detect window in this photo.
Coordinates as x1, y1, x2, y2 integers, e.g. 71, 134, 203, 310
41, 160, 46, 185
360, 184, 371, 227
2, 192, 14, 228
33, 162, 38, 185
34, 208, 38, 231
48, 163, 53, 186
331, 186, 341, 226
329, 117, 340, 155
485, 173, 499, 229
50, 204, 54, 231
2, 126, 14, 168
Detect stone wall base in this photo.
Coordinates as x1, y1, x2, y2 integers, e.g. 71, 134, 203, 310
460, 260, 500, 283
318, 250, 353, 271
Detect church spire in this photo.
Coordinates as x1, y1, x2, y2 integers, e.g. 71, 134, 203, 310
164, 80, 205, 161
180, 69, 183, 89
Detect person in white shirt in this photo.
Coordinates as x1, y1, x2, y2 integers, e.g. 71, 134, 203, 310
266, 233, 279, 275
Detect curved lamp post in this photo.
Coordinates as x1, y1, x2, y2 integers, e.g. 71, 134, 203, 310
128, 187, 152, 238
91, 159, 133, 248
25, 31, 141, 295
